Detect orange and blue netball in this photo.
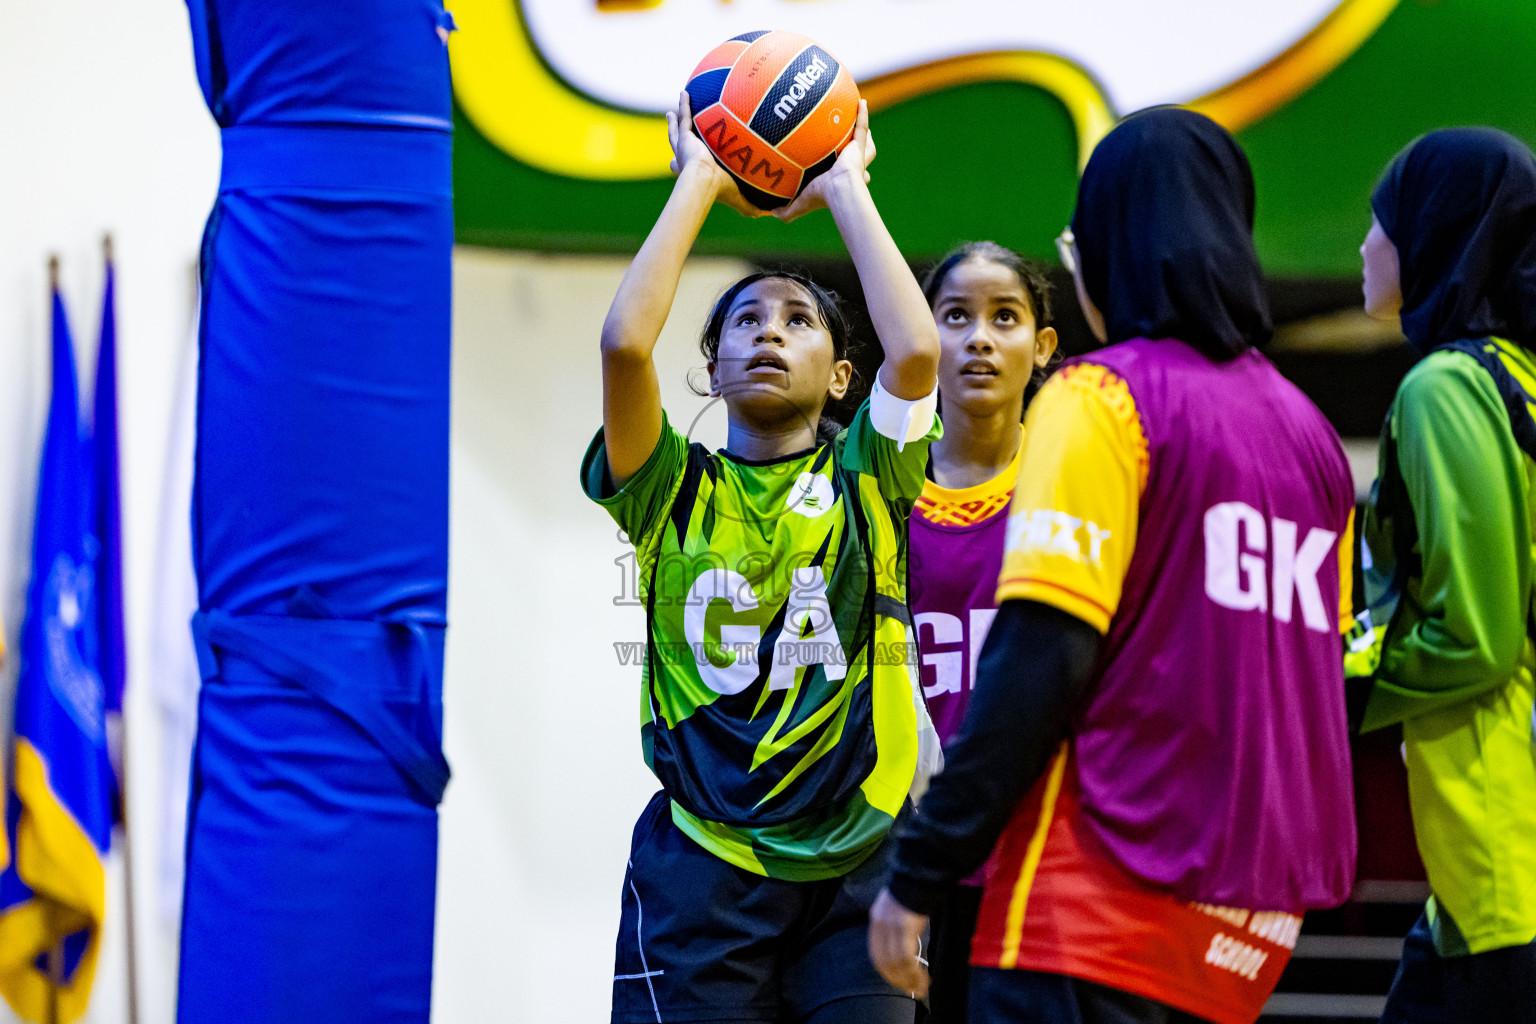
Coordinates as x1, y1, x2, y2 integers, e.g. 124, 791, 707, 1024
685, 30, 860, 210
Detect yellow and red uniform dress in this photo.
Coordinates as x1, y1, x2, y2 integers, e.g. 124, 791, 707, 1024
965, 353, 1355, 1024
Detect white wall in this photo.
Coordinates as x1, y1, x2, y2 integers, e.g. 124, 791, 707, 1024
438, 249, 745, 1023
0, 1, 219, 1022
2, 4, 753, 1022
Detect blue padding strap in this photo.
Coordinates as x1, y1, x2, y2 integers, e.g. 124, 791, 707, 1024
191, 610, 451, 804
219, 124, 452, 197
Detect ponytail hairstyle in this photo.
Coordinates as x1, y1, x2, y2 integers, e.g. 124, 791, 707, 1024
692, 270, 862, 442
922, 241, 1058, 387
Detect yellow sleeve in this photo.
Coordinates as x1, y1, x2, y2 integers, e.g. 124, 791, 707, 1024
1337, 507, 1355, 635
996, 364, 1148, 634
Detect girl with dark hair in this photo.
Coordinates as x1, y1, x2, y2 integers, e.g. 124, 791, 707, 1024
1353, 127, 1536, 1024
907, 241, 1057, 1023
690, 269, 860, 443
871, 108, 1358, 1024
582, 93, 941, 1024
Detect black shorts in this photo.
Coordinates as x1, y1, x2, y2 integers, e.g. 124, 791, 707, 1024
1380, 910, 1536, 1024
969, 968, 1211, 1024
611, 791, 917, 1023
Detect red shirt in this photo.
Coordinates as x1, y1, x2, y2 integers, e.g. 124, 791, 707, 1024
972, 745, 1300, 1024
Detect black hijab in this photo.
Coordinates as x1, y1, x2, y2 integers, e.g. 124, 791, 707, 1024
1071, 107, 1271, 359
1371, 127, 1536, 354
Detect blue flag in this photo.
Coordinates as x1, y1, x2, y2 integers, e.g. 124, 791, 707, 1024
94, 263, 126, 720
0, 280, 118, 1023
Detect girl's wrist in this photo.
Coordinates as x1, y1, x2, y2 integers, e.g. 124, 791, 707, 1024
679, 158, 726, 196
821, 167, 871, 214
824, 166, 868, 201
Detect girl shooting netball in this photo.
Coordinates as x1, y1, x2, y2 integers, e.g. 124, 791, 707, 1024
583, 89, 940, 1024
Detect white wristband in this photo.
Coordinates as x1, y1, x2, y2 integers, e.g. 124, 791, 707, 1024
868, 373, 938, 452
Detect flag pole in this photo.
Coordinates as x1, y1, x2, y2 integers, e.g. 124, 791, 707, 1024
46, 939, 63, 1024
102, 234, 142, 1024
44, 254, 63, 1024
117, 673, 143, 1024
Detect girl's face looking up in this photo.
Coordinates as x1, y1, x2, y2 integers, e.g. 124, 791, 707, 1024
933, 258, 1058, 416
709, 277, 853, 432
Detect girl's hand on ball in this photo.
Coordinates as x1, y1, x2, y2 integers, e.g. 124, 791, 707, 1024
669, 92, 766, 219
774, 99, 876, 223
667, 91, 715, 176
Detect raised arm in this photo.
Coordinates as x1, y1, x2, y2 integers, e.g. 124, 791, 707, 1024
777, 102, 940, 400
600, 94, 762, 486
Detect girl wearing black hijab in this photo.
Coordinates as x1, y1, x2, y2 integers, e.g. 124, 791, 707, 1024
1355, 127, 1536, 1024
869, 107, 1358, 1024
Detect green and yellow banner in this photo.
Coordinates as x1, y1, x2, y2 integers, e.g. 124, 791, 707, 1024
446, 0, 1536, 275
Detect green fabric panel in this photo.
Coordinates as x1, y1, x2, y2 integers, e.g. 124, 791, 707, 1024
837, 396, 942, 506
1425, 896, 1471, 958
1358, 346, 1536, 956
1404, 667, 1536, 955
582, 399, 932, 878
1362, 350, 1533, 730
580, 413, 691, 543
672, 788, 892, 882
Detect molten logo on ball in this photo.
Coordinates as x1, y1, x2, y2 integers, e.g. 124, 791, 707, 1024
773, 55, 829, 121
